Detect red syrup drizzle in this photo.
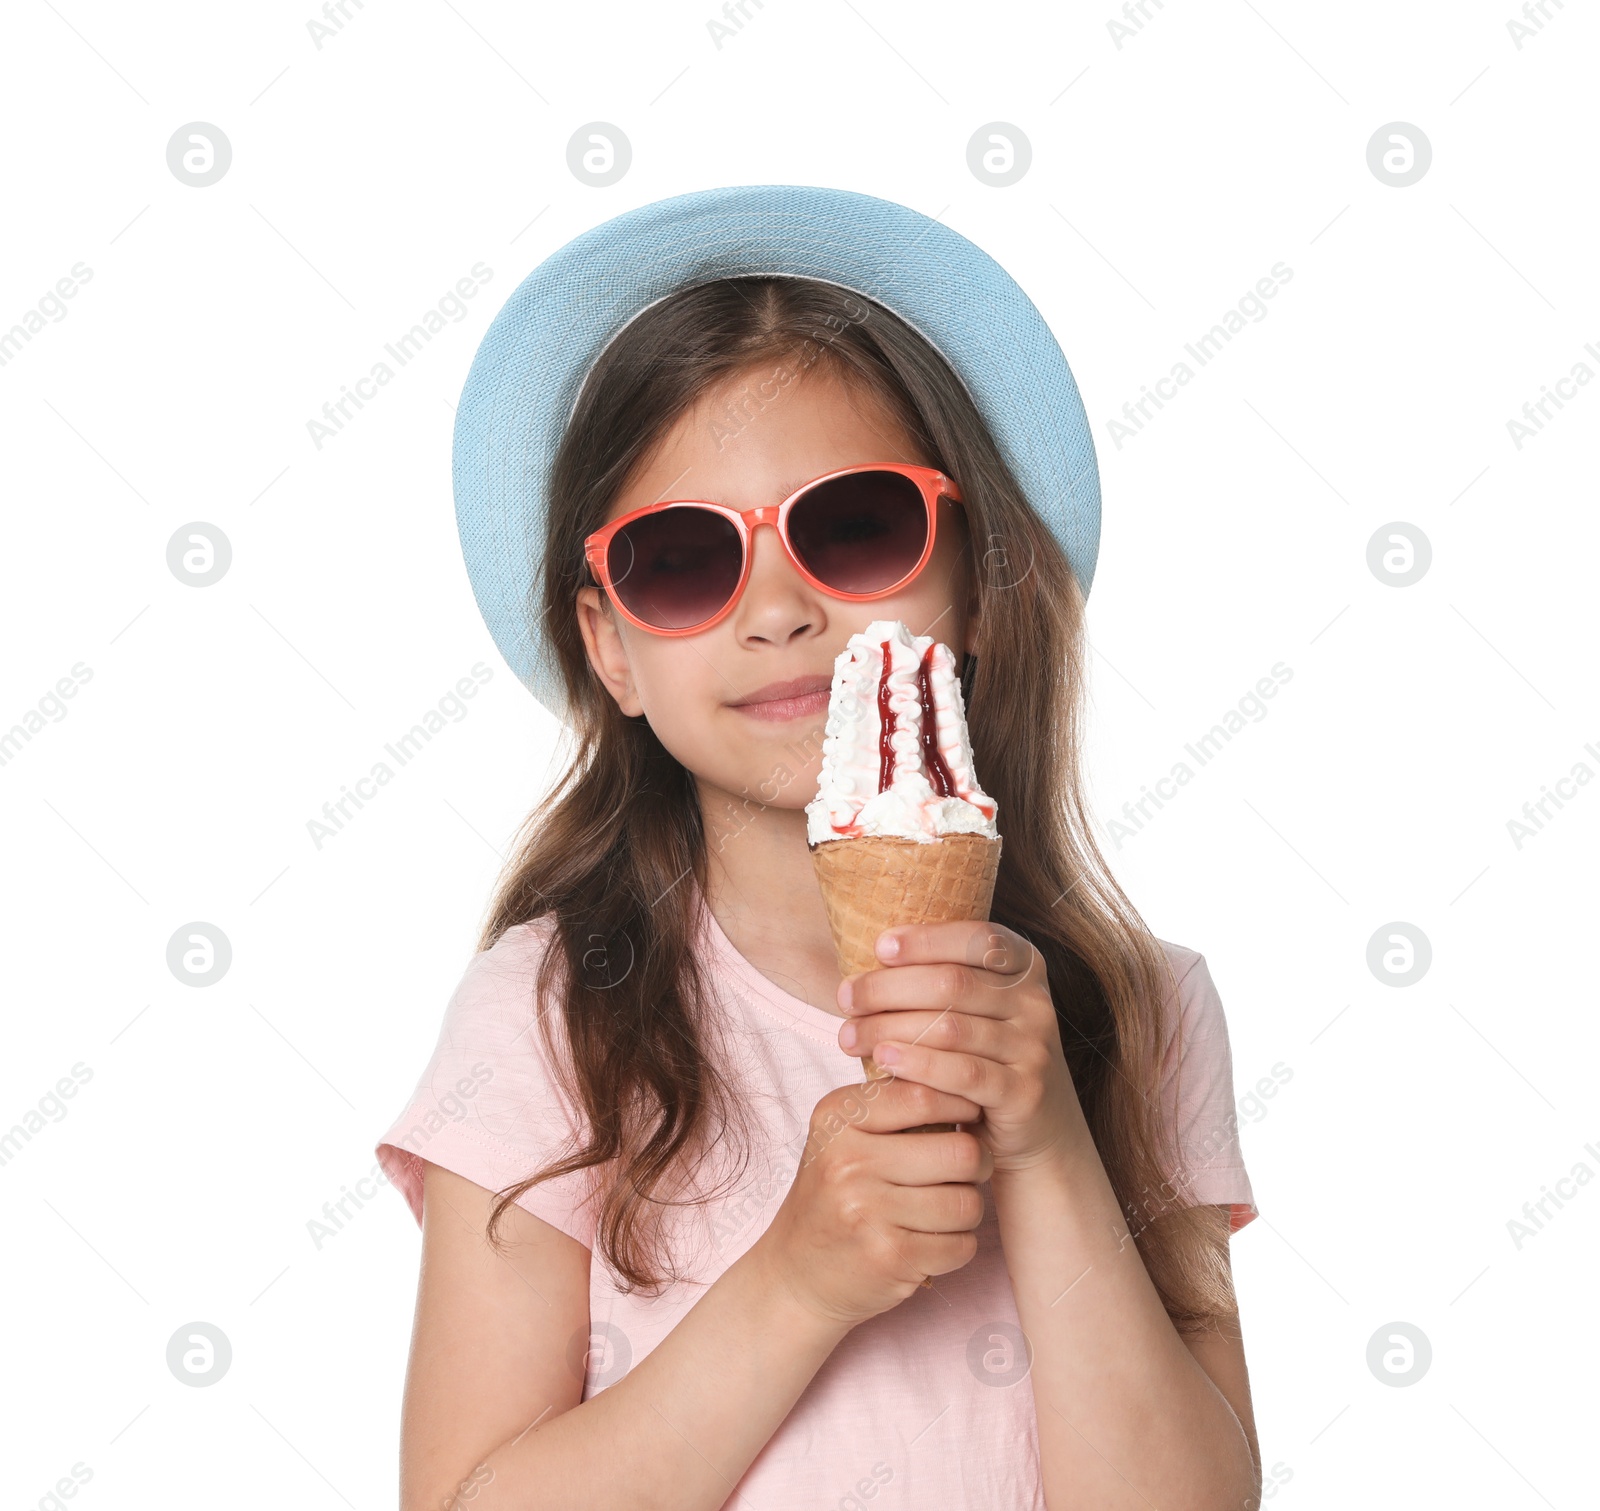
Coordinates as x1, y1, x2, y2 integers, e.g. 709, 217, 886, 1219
874, 639, 959, 799
876, 639, 895, 795
917, 645, 958, 798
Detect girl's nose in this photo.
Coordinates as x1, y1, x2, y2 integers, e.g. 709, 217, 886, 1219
747, 515, 801, 588
738, 516, 816, 638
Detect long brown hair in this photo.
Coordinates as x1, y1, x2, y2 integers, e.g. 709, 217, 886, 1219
479, 275, 1236, 1331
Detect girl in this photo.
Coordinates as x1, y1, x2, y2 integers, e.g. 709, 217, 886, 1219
377, 273, 1262, 1510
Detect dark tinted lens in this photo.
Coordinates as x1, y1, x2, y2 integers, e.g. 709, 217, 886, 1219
607, 506, 742, 630
787, 471, 930, 594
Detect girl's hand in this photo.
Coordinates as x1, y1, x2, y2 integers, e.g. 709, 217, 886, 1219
755, 1076, 993, 1330
836, 921, 1088, 1176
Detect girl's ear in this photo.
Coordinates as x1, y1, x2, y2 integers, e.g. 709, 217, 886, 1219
575, 587, 645, 718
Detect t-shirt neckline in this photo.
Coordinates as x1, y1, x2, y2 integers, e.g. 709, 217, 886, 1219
694, 890, 856, 1049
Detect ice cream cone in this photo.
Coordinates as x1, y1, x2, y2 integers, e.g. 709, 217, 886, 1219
811, 831, 1002, 1130
804, 619, 1002, 1161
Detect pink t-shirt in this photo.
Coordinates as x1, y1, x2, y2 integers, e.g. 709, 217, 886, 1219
375, 894, 1257, 1510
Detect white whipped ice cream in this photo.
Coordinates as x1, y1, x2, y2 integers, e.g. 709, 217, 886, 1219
806, 619, 998, 844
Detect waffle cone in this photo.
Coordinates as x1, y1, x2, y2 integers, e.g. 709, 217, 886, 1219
810, 831, 1002, 1130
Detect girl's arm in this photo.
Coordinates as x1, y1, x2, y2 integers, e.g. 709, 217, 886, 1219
400, 1161, 853, 1511
991, 1152, 1261, 1511
832, 918, 1262, 1506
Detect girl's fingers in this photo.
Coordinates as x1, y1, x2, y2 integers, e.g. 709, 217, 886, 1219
847, 1075, 984, 1133
857, 1128, 990, 1196
841, 961, 1007, 1020
841, 1006, 1009, 1067
869, 1038, 1008, 1111
873, 920, 1036, 979
862, 1179, 987, 1236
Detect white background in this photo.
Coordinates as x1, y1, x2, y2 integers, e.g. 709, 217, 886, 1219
2, 1, 1595, 1506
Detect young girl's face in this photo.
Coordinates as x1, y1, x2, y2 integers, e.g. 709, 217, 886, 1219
575, 360, 978, 820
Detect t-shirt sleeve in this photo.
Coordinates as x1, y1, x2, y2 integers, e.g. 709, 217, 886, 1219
1153, 943, 1259, 1235
374, 917, 601, 1249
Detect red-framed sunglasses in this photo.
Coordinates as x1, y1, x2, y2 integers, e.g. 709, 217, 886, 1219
583, 462, 963, 636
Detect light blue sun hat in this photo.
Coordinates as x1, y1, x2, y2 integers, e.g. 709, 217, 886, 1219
453, 183, 1100, 722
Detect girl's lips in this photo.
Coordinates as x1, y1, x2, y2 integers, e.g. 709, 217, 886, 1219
730, 688, 831, 722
